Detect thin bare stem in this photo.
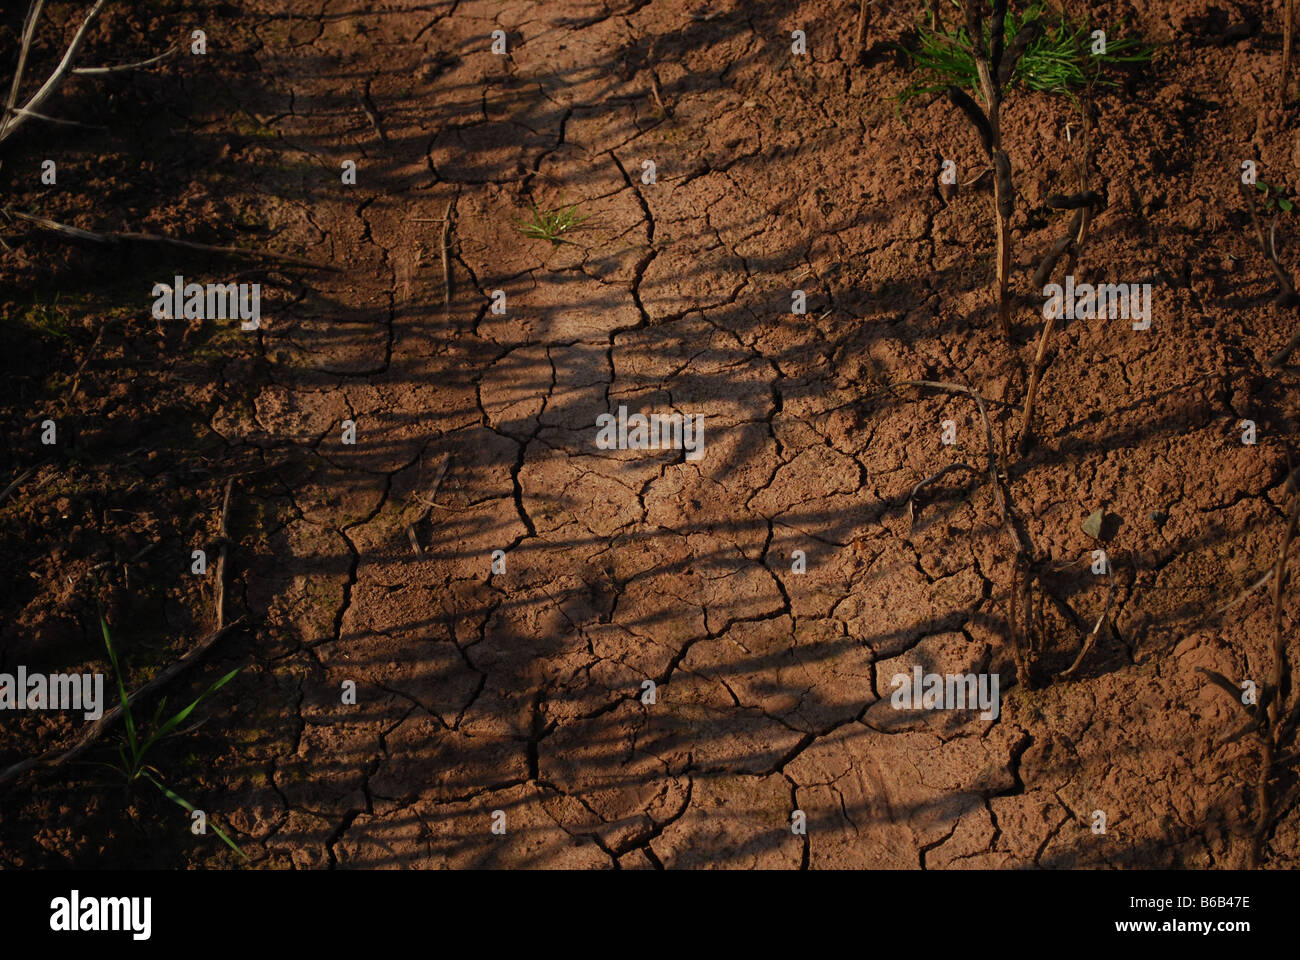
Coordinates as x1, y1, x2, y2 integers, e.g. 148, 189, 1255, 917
854, 0, 871, 57
73, 45, 178, 75
5, 208, 338, 270
1019, 96, 1094, 452
994, 210, 1012, 335
907, 462, 978, 528
1, 0, 47, 143
646, 39, 673, 117
1237, 183, 1300, 364
1249, 491, 1300, 866
405, 453, 451, 557
214, 479, 233, 629
440, 197, 456, 319
962, 2, 1013, 339
5, 105, 104, 129
1057, 574, 1114, 680
0, 0, 107, 145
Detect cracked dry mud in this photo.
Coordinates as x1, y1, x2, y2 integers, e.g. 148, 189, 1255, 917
5, 0, 1300, 869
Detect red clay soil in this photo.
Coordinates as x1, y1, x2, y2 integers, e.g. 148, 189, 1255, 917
2, 0, 1300, 869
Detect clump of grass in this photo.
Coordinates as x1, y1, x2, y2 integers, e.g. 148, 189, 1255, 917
231, 109, 277, 139
516, 201, 590, 244
97, 615, 246, 858
12, 293, 72, 340
900, 1, 1151, 102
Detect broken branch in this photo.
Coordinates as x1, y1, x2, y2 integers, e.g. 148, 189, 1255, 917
4, 208, 338, 270
73, 46, 178, 75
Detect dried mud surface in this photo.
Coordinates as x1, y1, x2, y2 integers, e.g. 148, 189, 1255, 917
3, 0, 1300, 869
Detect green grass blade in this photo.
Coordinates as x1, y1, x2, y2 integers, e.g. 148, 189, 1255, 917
516, 200, 590, 243
142, 771, 248, 860
99, 616, 139, 763
151, 668, 240, 743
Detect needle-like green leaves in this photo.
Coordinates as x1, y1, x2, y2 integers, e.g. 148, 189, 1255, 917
516, 201, 591, 244
901, 1, 1152, 103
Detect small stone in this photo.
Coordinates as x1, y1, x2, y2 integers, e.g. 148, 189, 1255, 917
1082, 508, 1105, 539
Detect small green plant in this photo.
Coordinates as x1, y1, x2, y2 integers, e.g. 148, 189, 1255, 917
516, 201, 590, 244
17, 293, 71, 340
1256, 180, 1295, 214
98, 615, 246, 858
900, 1, 1151, 102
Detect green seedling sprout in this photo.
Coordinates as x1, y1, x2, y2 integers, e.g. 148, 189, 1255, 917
516, 201, 591, 244
98, 615, 246, 858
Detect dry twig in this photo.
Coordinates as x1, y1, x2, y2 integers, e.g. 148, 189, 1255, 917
1019, 92, 1097, 452
4, 208, 337, 270
899, 378, 1039, 682
1056, 573, 1114, 680
0, 0, 106, 144
939, 1, 1039, 338
358, 77, 387, 144
646, 39, 673, 117
0, 460, 51, 507
854, 0, 873, 58
1249, 491, 1300, 865
440, 197, 456, 319
1238, 183, 1300, 365
1285, 0, 1296, 113
214, 479, 233, 629
907, 462, 978, 528
73, 46, 178, 75
405, 453, 452, 557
